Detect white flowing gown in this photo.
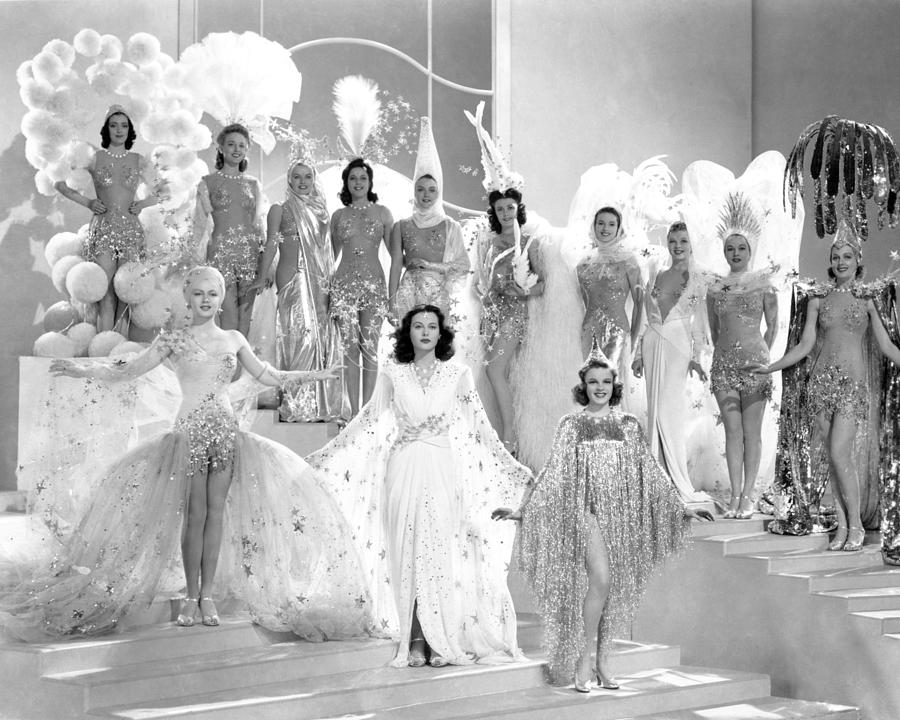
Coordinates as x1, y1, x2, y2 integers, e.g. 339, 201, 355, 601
305, 358, 531, 666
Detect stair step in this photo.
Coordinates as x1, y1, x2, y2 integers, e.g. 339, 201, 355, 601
99, 664, 765, 720
51, 638, 395, 709
782, 564, 900, 592
741, 546, 883, 574
691, 516, 769, 537
630, 695, 858, 719
850, 609, 900, 634
816, 585, 900, 612
702, 531, 827, 555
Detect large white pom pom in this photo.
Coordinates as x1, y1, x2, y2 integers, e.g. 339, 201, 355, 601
19, 79, 54, 111
67, 168, 94, 195
35, 170, 57, 196
45, 231, 82, 266
32, 51, 65, 84
66, 322, 97, 356
88, 330, 127, 357
110, 340, 145, 356
43, 39, 76, 68
16, 60, 34, 84
51, 254, 83, 293
66, 141, 95, 169
46, 87, 76, 117
131, 288, 172, 329
113, 262, 155, 304
126, 33, 160, 66
42, 300, 79, 332
34, 331, 76, 358
98, 35, 123, 61
74, 29, 102, 57
66, 261, 109, 303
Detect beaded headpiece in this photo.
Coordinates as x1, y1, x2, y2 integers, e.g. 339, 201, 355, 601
830, 219, 863, 259
104, 104, 131, 121
587, 334, 612, 366
464, 101, 524, 194
716, 192, 763, 253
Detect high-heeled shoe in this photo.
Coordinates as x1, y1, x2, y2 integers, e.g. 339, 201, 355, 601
827, 525, 848, 551
735, 495, 755, 520
594, 667, 620, 690
408, 637, 427, 667
573, 671, 592, 693
177, 597, 199, 627
429, 653, 448, 668
842, 526, 865, 552
199, 597, 219, 626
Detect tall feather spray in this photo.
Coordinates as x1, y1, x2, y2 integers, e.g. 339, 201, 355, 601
332, 75, 381, 158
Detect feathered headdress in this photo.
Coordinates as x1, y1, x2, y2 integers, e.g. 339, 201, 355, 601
464, 101, 524, 194
784, 115, 899, 240
716, 192, 763, 251
332, 75, 381, 159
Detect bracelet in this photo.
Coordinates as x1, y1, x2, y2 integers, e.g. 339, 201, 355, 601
252, 362, 269, 381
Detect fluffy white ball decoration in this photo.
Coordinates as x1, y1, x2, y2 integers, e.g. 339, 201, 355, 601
34, 331, 76, 358
35, 170, 57, 196
42, 300, 79, 332
66, 322, 97, 356
128, 96, 150, 125
46, 87, 76, 117
67, 168, 93, 195
16, 60, 34, 84
51, 254, 83, 293
174, 147, 198, 169
32, 51, 65, 84
45, 231, 82, 266
126, 33, 160, 66
19, 79, 54, 111
88, 330, 127, 357
113, 262, 155, 304
130, 288, 172, 329
169, 109, 197, 140
74, 29, 102, 57
66, 141, 94, 169
150, 144, 177, 168
109, 340, 145, 356
44, 160, 70, 183
130, 288, 173, 329
43, 39, 76, 68
98, 34, 123, 61
66, 261, 109, 303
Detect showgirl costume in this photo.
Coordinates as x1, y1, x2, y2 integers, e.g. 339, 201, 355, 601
274, 166, 344, 422
707, 272, 775, 400
518, 411, 689, 684
394, 118, 470, 320
329, 207, 389, 350
304, 358, 531, 666
635, 262, 711, 503
195, 173, 264, 286
84, 148, 147, 262
0, 325, 371, 641
769, 279, 899, 539
477, 230, 537, 347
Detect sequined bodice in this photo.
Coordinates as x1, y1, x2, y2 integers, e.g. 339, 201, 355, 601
208, 175, 256, 214
279, 207, 299, 238
401, 219, 446, 263
646, 270, 700, 325
337, 208, 384, 244
816, 291, 868, 371
92, 154, 139, 190
171, 346, 238, 421
710, 287, 767, 347
578, 256, 635, 330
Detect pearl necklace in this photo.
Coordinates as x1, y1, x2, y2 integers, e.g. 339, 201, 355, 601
832, 281, 857, 294
413, 359, 437, 386
349, 201, 374, 210
104, 147, 128, 159
216, 170, 243, 180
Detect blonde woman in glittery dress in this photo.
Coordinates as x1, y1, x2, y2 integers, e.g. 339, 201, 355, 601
54, 106, 159, 332
493, 359, 711, 692
750, 225, 900, 551
329, 158, 394, 416
0, 267, 370, 641
306, 305, 530, 667
194, 124, 264, 336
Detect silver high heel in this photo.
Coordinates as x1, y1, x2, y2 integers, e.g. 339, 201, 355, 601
199, 597, 219, 626
177, 597, 199, 627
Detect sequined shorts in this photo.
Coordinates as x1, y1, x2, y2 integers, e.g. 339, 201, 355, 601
85, 209, 145, 262
173, 404, 238, 474
208, 229, 261, 286
481, 294, 528, 347
710, 345, 773, 399
395, 268, 450, 319
328, 270, 387, 345
807, 363, 868, 420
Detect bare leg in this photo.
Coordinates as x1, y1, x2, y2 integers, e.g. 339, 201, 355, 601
182, 466, 208, 600
484, 332, 519, 449
236, 280, 256, 338
829, 412, 863, 550
812, 413, 845, 550
219, 284, 240, 331
199, 462, 235, 615
739, 390, 767, 505
714, 389, 743, 515
343, 328, 362, 417
359, 308, 382, 406
579, 517, 611, 688
94, 251, 118, 332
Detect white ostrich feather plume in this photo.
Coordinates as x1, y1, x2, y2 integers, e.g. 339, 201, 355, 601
332, 75, 381, 156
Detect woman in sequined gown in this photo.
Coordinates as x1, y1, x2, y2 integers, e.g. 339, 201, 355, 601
305, 305, 531, 667
707, 234, 777, 518
250, 161, 344, 422
54, 107, 159, 332
194, 124, 263, 336
388, 174, 469, 321
493, 359, 711, 691
632, 221, 710, 503
477, 189, 544, 452
0, 267, 370, 641
329, 158, 394, 416
750, 230, 900, 552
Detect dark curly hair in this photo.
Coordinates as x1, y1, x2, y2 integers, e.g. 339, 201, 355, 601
572, 358, 623, 407
339, 158, 379, 205
392, 304, 455, 363
100, 112, 136, 150
487, 188, 527, 234
215, 124, 251, 172
593, 206, 622, 232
